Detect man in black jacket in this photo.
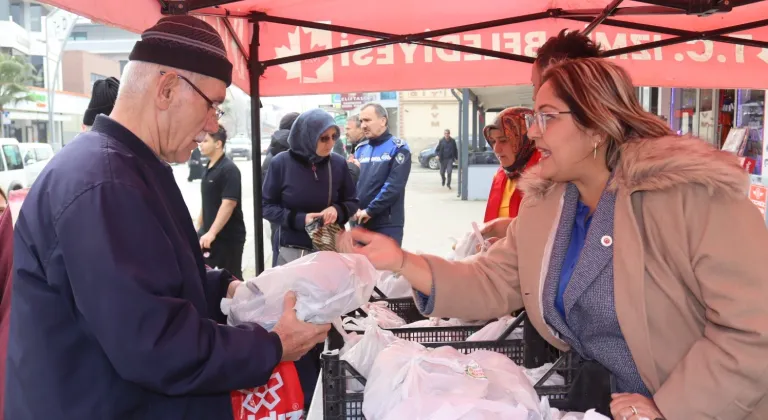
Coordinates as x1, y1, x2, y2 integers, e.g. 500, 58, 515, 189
435, 129, 458, 189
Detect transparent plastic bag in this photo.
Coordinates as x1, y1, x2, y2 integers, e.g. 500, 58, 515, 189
467, 316, 524, 342
342, 301, 407, 331
384, 396, 531, 420
339, 324, 401, 392
364, 343, 491, 420
221, 252, 378, 329
376, 271, 412, 299
447, 222, 491, 261
524, 363, 566, 387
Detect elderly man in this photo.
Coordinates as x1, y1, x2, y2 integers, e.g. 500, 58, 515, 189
354, 103, 411, 245
7, 16, 329, 419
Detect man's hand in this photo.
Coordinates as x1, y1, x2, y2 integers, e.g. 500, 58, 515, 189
320, 206, 338, 225
272, 292, 331, 362
199, 231, 216, 249
305, 213, 322, 225
480, 217, 513, 240
226, 280, 242, 298
611, 393, 664, 420
355, 209, 371, 224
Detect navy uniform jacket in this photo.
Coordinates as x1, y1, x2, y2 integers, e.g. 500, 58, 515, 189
7, 116, 282, 419
354, 131, 411, 230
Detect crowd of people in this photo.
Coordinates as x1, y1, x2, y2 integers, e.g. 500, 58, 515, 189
0, 12, 765, 420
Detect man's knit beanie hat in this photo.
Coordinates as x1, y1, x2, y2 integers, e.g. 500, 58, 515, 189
129, 16, 232, 86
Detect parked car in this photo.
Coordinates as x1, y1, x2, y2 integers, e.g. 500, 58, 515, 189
226, 135, 253, 160
418, 143, 459, 170
19, 142, 54, 187
0, 138, 28, 193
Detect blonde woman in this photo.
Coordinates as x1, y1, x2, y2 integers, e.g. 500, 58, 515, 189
346, 58, 768, 420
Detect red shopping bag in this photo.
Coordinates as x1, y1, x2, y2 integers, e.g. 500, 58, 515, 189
231, 361, 305, 420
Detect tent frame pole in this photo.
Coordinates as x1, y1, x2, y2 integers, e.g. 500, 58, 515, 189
248, 13, 265, 275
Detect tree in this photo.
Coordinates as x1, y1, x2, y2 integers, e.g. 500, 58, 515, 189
0, 54, 39, 131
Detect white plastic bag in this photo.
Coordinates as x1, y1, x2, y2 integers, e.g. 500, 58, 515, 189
375, 271, 412, 298
469, 350, 540, 413
524, 363, 566, 387
364, 344, 492, 420
221, 252, 378, 329
384, 396, 531, 420
339, 324, 401, 392
447, 222, 491, 261
467, 316, 524, 342
400, 318, 465, 328
342, 301, 407, 331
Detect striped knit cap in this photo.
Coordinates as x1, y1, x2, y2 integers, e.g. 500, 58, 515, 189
129, 16, 232, 86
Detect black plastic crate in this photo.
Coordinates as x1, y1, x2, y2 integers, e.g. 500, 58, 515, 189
321, 338, 579, 420
327, 323, 486, 351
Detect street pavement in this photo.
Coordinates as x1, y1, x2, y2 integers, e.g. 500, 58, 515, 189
172, 158, 487, 279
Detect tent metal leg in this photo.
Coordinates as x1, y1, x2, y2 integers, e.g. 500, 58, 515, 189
471, 99, 479, 150
249, 15, 265, 275
461, 88, 470, 201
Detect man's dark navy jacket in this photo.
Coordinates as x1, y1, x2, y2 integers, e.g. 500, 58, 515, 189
354, 131, 411, 231
7, 116, 282, 419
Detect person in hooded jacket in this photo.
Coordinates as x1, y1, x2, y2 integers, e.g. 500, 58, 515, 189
262, 112, 299, 266
262, 108, 359, 265
261, 108, 359, 406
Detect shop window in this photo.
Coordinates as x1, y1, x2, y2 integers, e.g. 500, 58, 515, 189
29, 4, 43, 32
30, 56, 45, 88
2, 145, 24, 171
90, 73, 107, 90
670, 88, 698, 135
70, 32, 88, 41
10, 1, 24, 28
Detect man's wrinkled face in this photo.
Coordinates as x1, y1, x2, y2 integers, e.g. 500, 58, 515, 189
345, 120, 363, 143
158, 72, 226, 164
359, 107, 387, 138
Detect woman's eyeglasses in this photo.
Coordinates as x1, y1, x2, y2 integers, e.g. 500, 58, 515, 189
525, 111, 572, 134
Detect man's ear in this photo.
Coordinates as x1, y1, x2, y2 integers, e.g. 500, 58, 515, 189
155, 72, 179, 111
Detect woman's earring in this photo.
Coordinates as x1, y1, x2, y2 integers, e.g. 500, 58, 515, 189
593, 142, 598, 160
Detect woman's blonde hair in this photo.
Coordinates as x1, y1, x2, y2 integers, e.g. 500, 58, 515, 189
542, 57, 673, 169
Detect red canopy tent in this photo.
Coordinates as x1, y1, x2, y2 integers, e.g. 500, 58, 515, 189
36, 0, 768, 272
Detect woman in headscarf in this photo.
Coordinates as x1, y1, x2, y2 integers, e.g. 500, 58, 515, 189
346, 58, 768, 420
482, 108, 540, 224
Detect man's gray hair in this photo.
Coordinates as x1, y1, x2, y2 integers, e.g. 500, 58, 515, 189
361, 102, 388, 125
347, 114, 362, 128
118, 61, 203, 99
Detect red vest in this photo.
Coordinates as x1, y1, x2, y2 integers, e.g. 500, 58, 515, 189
483, 150, 541, 222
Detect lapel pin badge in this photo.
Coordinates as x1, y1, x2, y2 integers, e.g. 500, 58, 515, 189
601, 235, 613, 247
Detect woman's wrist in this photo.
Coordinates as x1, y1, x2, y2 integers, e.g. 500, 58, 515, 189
393, 249, 408, 274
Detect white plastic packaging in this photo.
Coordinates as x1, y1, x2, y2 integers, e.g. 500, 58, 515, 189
375, 271, 412, 299
467, 316, 524, 342
221, 252, 378, 329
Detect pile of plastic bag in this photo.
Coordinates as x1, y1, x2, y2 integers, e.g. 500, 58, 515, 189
363, 340, 540, 420
220, 252, 378, 330
336, 325, 608, 420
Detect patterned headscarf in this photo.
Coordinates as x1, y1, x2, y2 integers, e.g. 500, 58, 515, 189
483, 107, 536, 180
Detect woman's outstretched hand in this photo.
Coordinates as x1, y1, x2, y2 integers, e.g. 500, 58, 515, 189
338, 228, 404, 271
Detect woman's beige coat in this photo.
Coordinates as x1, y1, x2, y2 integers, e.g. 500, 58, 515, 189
421, 136, 768, 419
